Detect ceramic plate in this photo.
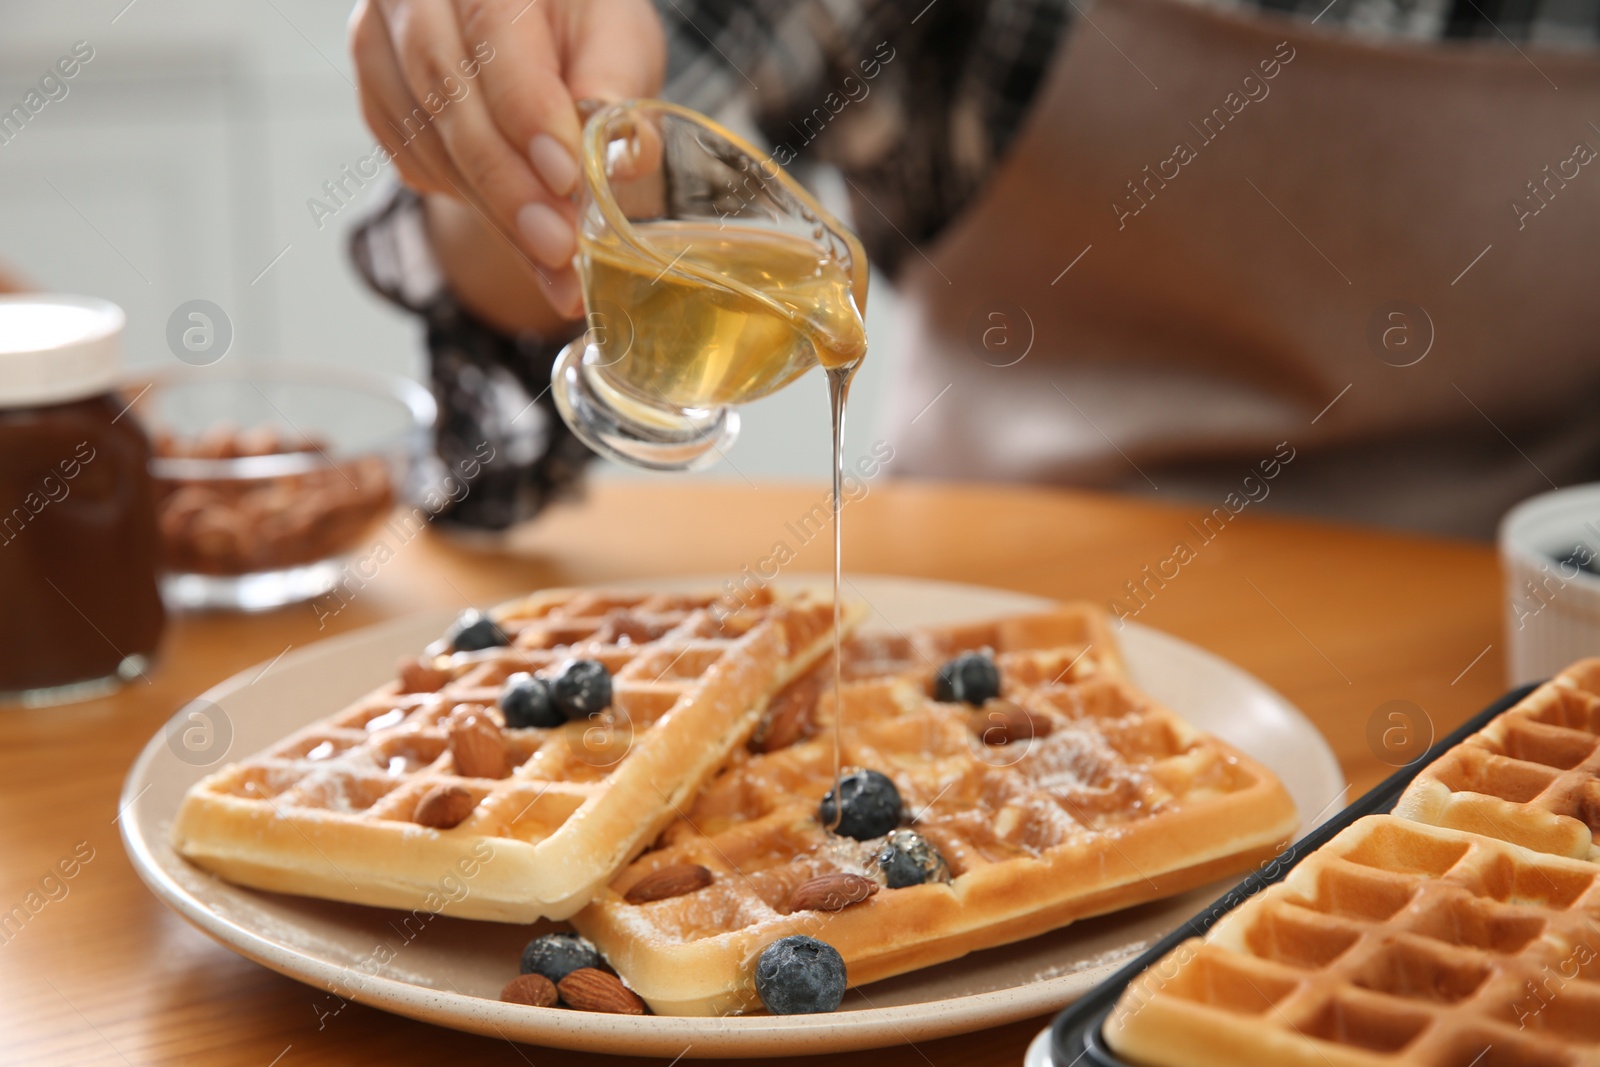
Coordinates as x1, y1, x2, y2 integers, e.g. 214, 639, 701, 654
120, 576, 1344, 1058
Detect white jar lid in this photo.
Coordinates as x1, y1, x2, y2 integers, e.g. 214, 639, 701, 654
0, 293, 126, 407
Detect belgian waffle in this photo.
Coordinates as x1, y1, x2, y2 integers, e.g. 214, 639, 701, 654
1104, 815, 1600, 1066
1104, 659, 1600, 1067
571, 605, 1299, 1016
171, 587, 842, 922
1396, 660, 1600, 863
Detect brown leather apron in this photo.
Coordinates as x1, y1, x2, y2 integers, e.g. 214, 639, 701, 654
883, 0, 1600, 537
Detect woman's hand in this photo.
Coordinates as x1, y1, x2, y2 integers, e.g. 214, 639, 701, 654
349, 0, 666, 318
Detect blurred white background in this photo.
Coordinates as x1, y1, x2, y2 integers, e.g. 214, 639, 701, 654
0, 0, 897, 482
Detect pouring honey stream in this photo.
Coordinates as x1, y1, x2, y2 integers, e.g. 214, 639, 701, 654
551, 100, 869, 818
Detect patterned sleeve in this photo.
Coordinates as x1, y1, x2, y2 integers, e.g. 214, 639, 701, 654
349, 184, 594, 533
657, 0, 1071, 277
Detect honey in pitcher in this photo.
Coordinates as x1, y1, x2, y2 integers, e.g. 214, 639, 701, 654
577, 220, 866, 411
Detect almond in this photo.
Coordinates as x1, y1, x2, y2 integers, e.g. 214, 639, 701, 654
788, 872, 879, 913
235, 424, 284, 457
972, 699, 1052, 745
751, 666, 826, 753
449, 704, 510, 778
595, 611, 669, 645
501, 973, 558, 1007
414, 784, 476, 828
398, 656, 452, 694
557, 968, 646, 1014
624, 863, 713, 904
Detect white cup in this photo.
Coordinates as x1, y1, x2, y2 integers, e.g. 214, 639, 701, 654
1500, 484, 1600, 685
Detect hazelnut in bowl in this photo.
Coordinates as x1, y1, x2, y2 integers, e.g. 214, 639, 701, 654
128, 364, 435, 611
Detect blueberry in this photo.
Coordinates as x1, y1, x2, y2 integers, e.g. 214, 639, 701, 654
875, 829, 950, 889
448, 609, 509, 653
552, 658, 612, 719
755, 935, 847, 1014
519, 932, 600, 983
819, 768, 901, 840
933, 651, 1000, 706
499, 673, 562, 729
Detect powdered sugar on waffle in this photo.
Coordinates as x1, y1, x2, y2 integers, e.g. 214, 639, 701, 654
571, 606, 1297, 1016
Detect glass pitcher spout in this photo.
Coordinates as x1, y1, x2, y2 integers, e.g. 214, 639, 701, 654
551, 99, 868, 472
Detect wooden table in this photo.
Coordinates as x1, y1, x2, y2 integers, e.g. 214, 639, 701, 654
0, 481, 1506, 1066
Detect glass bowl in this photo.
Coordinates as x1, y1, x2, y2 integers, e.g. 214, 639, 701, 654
127, 363, 435, 612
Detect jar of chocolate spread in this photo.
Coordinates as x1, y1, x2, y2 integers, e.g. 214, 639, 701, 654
0, 294, 165, 704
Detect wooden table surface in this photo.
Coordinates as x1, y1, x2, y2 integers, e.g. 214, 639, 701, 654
0, 480, 1508, 1067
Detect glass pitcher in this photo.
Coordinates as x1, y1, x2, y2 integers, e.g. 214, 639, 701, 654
551, 100, 869, 471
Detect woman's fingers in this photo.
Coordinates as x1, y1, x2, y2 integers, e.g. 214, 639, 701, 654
457, 0, 588, 286
350, 0, 669, 323
349, 0, 459, 195
549, 2, 667, 317
564, 0, 667, 104
464, 0, 586, 196
565, 2, 666, 183
376, 0, 572, 271
542, 268, 584, 319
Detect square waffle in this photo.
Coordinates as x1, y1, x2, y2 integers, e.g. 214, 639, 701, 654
570, 605, 1299, 1016
1396, 660, 1600, 864
1104, 659, 1600, 1067
171, 587, 842, 922
1105, 815, 1600, 1066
